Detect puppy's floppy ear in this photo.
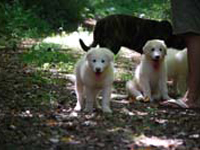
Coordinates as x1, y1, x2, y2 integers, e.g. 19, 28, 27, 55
86, 50, 93, 61
161, 41, 167, 55
143, 41, 150, 54
105, 48, 114, 62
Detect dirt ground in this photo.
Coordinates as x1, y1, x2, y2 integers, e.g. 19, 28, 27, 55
0, 39, 200, 150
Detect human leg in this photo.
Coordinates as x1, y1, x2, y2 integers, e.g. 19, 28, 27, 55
162, 35, 200, 108
184, 35, 200, 107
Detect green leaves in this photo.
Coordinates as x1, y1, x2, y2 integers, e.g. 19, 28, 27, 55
83, 0, 170, 20
4, 1, 51, 38
22, 42, 76, 73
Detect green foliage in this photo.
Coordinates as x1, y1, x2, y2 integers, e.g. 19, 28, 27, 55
20, 0, 89, 31
22, 42, 76, 73
0, 0, 171, 49
4, 0, 51, 38
83, 0, 170, 20
118, 73, 133, 82
0, 0, 52, 49
29, 71, 59, 102
0, 0, 88, 48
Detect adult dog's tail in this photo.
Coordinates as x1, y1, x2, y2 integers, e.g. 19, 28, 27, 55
79, 39, 90, 51
79, 38, 98, 52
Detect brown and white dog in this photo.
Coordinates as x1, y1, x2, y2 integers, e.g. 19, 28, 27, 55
74, 47, 114, 113
126, 39, 171, 102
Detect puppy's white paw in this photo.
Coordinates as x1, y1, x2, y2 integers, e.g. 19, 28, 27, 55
136, 95, 144, 101
102, 106, 112, 113
74, 104, 81, 111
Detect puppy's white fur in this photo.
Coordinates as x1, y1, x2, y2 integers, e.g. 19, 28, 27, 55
126, 39, 170, 102
165, 48, 188, 96
74, 48, 114, 113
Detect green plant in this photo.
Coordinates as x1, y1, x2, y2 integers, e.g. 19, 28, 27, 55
20, 0, 89, 32
22, 42, 76, 73
83, 0, 170, 20
4, 0, 51, 38
119, 73, 133, 82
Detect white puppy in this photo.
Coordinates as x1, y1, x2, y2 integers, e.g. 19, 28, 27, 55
126, 39, 170, 102
74, 48, 114, 113
165, 48, 188, 96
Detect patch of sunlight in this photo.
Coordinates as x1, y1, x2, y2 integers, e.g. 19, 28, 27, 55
133, 110, 148, 116
41, 62, 74, 73
61, 135, 80, 144
19, 109, 33, 118
119, 47, 141, 60
107, 127, 124, 133
132, 134, 183, 149
43, 31, 92, 49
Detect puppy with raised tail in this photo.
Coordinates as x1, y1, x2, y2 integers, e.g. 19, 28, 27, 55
74, 47, 114, 113
126, 39, 171, 102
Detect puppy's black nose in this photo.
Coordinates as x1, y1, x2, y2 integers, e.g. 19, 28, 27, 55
95, 68, 101, 73
155, 56, 160, 60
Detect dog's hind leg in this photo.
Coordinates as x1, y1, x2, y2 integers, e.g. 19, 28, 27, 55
126, 80, 144, 101
109, 45, 121, 55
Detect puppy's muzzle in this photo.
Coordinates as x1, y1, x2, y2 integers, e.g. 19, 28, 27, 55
95, 68, 102, 73
154, 55, 160, 60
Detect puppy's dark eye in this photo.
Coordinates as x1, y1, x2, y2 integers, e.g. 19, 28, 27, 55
93, 59, 96, 63
101, 60, 105, 63
151, 48, 155, 52
159, 48, 162, 51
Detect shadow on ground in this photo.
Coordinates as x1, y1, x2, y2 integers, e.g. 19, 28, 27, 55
0, 47, 200, 150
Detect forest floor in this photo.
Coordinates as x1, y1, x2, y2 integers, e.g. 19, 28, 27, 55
0, 32, 200, 150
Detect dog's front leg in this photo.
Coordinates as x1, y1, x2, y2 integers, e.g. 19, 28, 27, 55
140, 78, 152, 101
84, 87, 96, 112
74, 82, 84, 111
177, 75, 187, 96
102, 86, 112, 113
159, 75, 171, 100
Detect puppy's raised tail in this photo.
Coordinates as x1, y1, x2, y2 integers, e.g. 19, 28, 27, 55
79, 38, 98, 52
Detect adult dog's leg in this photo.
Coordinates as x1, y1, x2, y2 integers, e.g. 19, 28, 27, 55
109, 45, 121, 55
102, 86, 112, 113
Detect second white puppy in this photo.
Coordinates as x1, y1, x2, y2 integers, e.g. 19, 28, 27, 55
165, 48, 188, 96
74, 47, 114, 113
126, 39, 171, 102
